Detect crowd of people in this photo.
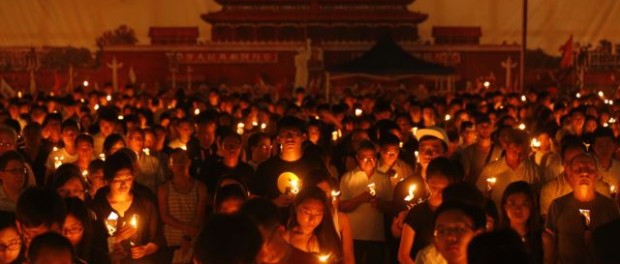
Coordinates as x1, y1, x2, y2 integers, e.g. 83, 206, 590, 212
1, 83, 620, 264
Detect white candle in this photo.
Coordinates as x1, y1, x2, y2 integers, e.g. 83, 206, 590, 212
367, 183, 376, 197
486, 177, 497, 192
331, 131, 338, 142
237, 123, 245, 135
289, 179, 300, 195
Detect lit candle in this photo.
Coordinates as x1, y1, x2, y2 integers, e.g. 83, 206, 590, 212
576, 92, 581, 98
81, 170, 88, 180
521, 95, 526, 102
99, 153, 106, 161
399, 141, 404, 148
579, 209, 591, 229
106, 94, 112, 101
611, 185, 617, 198
180, 145, 187, 151
54, 156, 64, 169
414, 151, 419, 163
94, 104, 100, 111
411, 127, 418, 137
237, 123, 245, 135
483, 81, 490, 88
531, 138, 541, 148
445, 114, 451, 121
252, 121, 258, 127
83, 80, 89, 87
355, 108, 363, 117
610, 100, 615, 106
105, 212, 119, 236
598, 91, 604, 98
117, 115, 124, 120
318, 253, 331, 263
17, 91, 22, 99
260, 123, 267, 131
130, 215, 138, 229
331, 190, 340, 203
486, 177, 497, 193
289, 179, 300, 195
367, 183, 376, 197
331, 131, 338, 142
143, 148, 150, 156
80, 98, 85, 103
404, 184, 417, 207
194, 108, 200, 115
518, 123, 526, 130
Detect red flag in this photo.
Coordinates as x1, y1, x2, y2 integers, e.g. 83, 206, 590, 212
560, 35, 574, 68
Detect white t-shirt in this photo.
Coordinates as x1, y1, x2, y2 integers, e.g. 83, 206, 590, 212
340, 167, 392, 242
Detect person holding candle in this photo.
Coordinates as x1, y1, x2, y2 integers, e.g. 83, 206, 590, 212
539, 136, 611, 220
158, 149, 208, 264
283, 186, 343, 262
377, 133, 414, 187
529, 130, 562, 184
168, 118, 194, 150
459, 115, 503, 185
339, 140, 392, 264
398, 157, 459, 264
44, 120, 80, 182
476, 129, 540, 211
543, 153, 620, 264
499, 181, 543, 263
91, 151, 165, 264
250, 116, 327, 222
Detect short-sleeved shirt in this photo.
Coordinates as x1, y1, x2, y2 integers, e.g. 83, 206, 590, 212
404, 202, 436, 259
476, 157, 540, 210
340, 167, 392, 242
539, 173, 610, 217
250, 153, 327, 199
545, 193, 620, 264
597, 158, 620, 187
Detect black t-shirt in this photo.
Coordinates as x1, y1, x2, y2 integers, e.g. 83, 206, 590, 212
199, 160, 254, 196
286, 246, 321, 264
404, 201, 436, 259
250, 152, 327, 199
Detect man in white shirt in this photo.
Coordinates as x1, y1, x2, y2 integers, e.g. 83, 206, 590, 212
340, 140, 393, 264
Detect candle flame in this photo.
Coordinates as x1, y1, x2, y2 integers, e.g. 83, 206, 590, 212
611, 185, 616, 194
531, 138, 541, 148
130, 215, 138, 228
180, 145, 187, 151
194, 108, 200, 115
411, 127, 418, 136
318, 254, 331, 263
445, 114, 451, 121
99, 153, 106, 161
260, 123, 267, 130
521, 95, 526, 102
331, 190, 340, 197
106, 95, 112, 102
598, 91, 604, 98
118, 115, 124, 120
367, 183, 376, 196
404, 184, 417, 202
143, 148, 150, 156
331, 131, 339, 142
82, 170, 88, 178
355, 108, 363, 117
486, 177, 497, 185
518, 123, 526, 130
576, 92, 581, 98
289, 179, 300, 195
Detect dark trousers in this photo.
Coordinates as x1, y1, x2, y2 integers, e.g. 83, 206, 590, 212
353, 240, 387, 264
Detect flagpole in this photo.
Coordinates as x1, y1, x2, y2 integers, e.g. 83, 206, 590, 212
520, 0, 527, 93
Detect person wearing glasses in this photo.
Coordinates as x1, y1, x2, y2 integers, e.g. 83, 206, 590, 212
63, 197, 109, 264
0, 151, 30, 211
340, 140, 393, 264
91, 151, 165, 264
15, 187, 66, 249
51, 164, 87, 202
432, 202, 486, 264
0, 211, 23, 264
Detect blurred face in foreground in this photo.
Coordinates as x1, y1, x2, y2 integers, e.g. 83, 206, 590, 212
434, 209, 479, 264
